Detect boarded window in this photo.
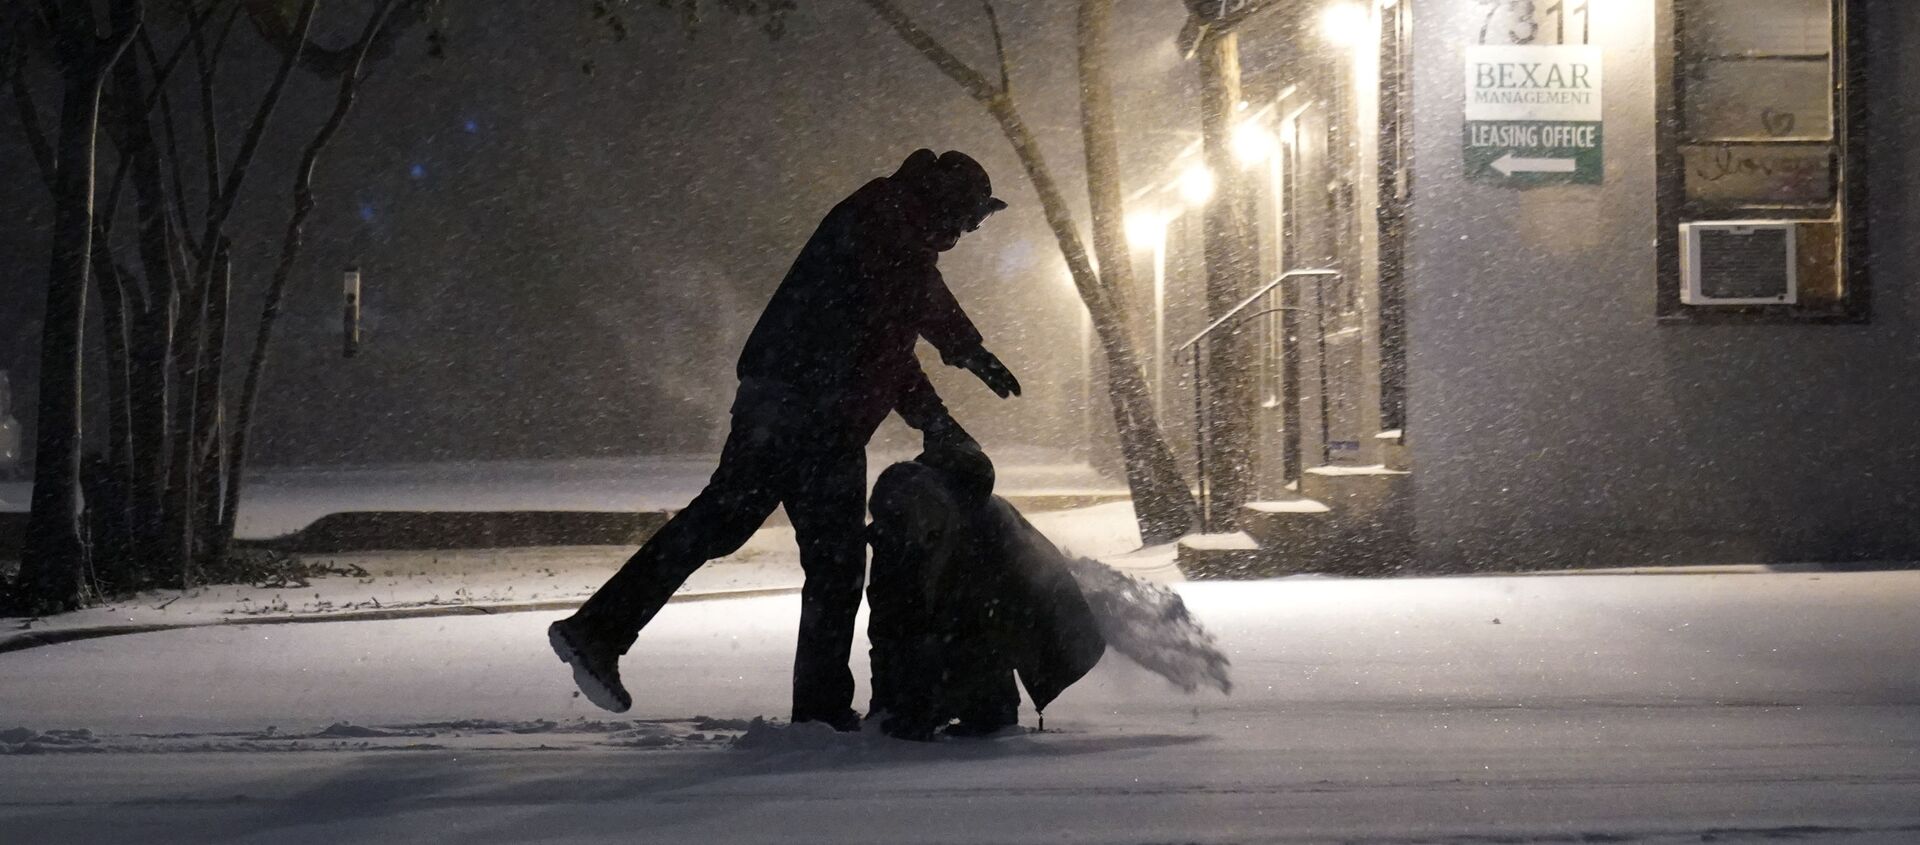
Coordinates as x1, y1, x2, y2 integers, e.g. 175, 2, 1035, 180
1656, 0, 1863, 323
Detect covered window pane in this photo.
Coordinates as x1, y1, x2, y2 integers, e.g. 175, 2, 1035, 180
1682, 143, 1835, 205
1686, 0, 1832, 56
1683, 61, 1833, 141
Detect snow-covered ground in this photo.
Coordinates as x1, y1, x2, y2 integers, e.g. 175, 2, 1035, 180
2, 503, 1166, 639
4, 570, 1919, 843
0, 450, 1126, 539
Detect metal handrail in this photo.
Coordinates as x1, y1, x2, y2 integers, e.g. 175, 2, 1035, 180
1176, 269, 1340, 353
1181, 268, 1340, 532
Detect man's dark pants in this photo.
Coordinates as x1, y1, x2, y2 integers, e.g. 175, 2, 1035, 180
573, 399, 868, 723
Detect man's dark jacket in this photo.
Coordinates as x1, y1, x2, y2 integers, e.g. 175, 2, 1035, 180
736, 167, 984, 442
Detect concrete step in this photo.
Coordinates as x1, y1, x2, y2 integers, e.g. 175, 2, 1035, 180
1377, 429, 1409, 472
1238, 498, 1334, 574
1175, 531, 1266, 580
1302, 465, 1414, 575
1300, 464, 1411, 505
1211, 466, 1415, 576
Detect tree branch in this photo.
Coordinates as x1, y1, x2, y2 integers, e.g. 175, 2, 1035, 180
242, 0, 429, 79
198, 0, 317, 259
857, 0, 998, 103
93, 9, 147, 241
210, 0, 244, 60
31, 0, 61, 34
100, 0, 144, 67
188, 3, 221, 225
96, 18, 206, 175
99, 133, 136, 234
982, 0, 1010, 96
98, 127, 157, 316
130, 7, 222, 265
133, 23, 201, 112
8, 51, 56, 191
189, 0, 243, 236
35, 0, 82, 60
92, 1, 179, 317
141, 34, 198, 265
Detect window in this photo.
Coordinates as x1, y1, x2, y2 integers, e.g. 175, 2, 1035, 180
1655, 0, 1865, 322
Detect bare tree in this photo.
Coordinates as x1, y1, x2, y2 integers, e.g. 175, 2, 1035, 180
859, 0, 1197, 544
9, 0, 142, 614
5, 0, 421, 610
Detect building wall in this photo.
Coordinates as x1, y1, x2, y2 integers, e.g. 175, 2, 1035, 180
1407, 0, 1920, 568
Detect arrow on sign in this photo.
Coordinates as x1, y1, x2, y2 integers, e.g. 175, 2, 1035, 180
1491, 153, 1577, 176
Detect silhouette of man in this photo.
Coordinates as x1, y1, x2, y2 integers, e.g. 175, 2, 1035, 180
549, 150, 1020, 728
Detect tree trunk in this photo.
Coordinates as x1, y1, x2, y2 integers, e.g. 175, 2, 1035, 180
127, 288, 175, 572
1075, 0, 1195, 543
162, 247, 208, 585
192, 240, 232, 569
20, 72, 113, 614
859, 0, 1197, 545
1195, 29, 1261, 528
89, 234, 138, 586
979, 97, 1195, 544
1086, 299, 1198, 544
105, 48, 184, 586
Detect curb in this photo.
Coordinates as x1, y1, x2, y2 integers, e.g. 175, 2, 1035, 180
266, 510, 676, 555
0, 586, 801, 655
8, 496, 1130, 557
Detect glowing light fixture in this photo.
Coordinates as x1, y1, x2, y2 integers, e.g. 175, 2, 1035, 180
1232, 122, 1276, 167
1126, 209, 1168, 250
1178, 164, 1216, 206
1319, 3, 1370, 48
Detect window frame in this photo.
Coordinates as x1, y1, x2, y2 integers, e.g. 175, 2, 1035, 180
1654, 0, 1869, 324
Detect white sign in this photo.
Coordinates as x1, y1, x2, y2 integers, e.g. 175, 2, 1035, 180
1464, 45, 1605, 184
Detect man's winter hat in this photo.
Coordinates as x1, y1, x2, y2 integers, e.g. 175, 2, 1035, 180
895, 149, 1008, 231
915, 444, 995, 509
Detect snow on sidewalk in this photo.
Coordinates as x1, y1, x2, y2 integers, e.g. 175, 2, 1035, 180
3, 572, 1919, 843
7, 569, 1918, 740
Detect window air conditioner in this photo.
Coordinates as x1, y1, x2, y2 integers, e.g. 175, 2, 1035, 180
1680, 221, 1798, 306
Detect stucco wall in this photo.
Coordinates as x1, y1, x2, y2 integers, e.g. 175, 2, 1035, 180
1407, 0, 1920, 568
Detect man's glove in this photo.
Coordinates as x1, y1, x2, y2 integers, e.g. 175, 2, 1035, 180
922, 414, 980, 452
954, 349, 1022, 399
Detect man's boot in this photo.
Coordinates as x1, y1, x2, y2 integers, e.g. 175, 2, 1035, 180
548, 616, 632, 713
794, 708, 862, 733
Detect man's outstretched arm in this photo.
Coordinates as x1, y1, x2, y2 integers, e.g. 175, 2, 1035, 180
897, 363, 978, 451
920, 270, 1021, 399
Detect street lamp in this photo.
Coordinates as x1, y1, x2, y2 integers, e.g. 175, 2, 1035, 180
1125, 209, 1168, 251
1125, 210, 1174, 417
1232, 121, 1276, 168
1319, 3, 1370, 49
1178, 164, 1216, 206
